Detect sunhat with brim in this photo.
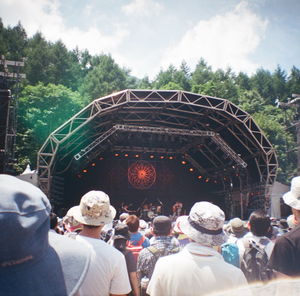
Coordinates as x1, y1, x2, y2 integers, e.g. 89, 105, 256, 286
229, 217, 246, 236
180, 201, 227, 246
73, 190, 116, 226
173, 215, 188, 234
0, 174, 91, 296
283, 176, 300, 210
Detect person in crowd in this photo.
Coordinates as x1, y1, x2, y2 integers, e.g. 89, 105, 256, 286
147, 201, 247, 296
287, 214, 296, 230
137, 216, 180, 284
126, 215, 150, 264
49, 212, 63, 234
0, 174, 91, 296
119, 212, 130, 224
223, 217, 248, 267
63, 205, 83, 234
139, 219, 148, 236
113, 223, 140, 296
73, 190, 131, 296
173, 215, 189, 250
241, 210, 274, 259
269, 176, 300, 277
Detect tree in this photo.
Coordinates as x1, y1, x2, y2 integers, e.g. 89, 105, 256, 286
17, 83, 83, 166
24, 32, 52, 85
272, 65, 288, 102
287, 66, 300, 96
80, 54, 129, 101
250, 69, 275, 105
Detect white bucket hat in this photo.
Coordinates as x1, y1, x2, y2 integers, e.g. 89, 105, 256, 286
283, 176, 300, 210
180, 201, 227, 246
73, 191, 116, 226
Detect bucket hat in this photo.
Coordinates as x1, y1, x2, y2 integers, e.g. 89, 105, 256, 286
180, 201, 227, 246
73, 190, 116, 226
0, 174, 91, 296
229, 218, 247, 237
283, 176, 300, 210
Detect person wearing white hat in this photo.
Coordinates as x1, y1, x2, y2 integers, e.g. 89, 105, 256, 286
146, 201, 247, 296
72, 190, 131, 296
269, 176, 300, 277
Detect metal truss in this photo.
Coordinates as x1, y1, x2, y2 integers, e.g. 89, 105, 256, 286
37, 89, 278, 197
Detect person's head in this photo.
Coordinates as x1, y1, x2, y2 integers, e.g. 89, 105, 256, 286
63, 206, 83, 232
50, 212, 58, 230
248, 210, 271, 237
229, 217, 247, 238
179, 201, 227, 247
119, 212, 129, 223
283, 176, 300, 225
113, 223, 130, 252
126, 215, 140, 233
152, 216, 172, 236
0, 174, 91, 295
73, 190, 116, 228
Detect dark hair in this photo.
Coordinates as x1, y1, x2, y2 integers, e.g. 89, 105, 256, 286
249, 210, 271, 237
50, 212, 58, 230
126, 215, 140, 232
113, 238, 127, 253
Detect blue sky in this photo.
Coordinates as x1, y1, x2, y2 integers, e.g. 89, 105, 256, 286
1, 0, 300, 79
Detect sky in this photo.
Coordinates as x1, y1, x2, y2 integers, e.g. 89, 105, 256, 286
1, 0, 300, 79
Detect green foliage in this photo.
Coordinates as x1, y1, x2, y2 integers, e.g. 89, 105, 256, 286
17, 83, 83, 165
79, 54, 129, 101
1, 20, 299, 182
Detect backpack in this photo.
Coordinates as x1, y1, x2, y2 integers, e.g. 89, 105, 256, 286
127, 235, 146, 263
148, 244, 180, 261
221, 242, 240, 268
241, 238, 273, 283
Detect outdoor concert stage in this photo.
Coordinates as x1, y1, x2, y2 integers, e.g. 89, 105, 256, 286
37, 90, 278, 219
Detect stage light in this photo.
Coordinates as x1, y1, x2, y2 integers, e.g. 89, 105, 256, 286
160, 156, 165, 159
135, 154, 140, 158
124, 153, 129, 157
115, 153, 119, 157
205, 178, 209, 183
189, 168, 194, 172
99, 157, 104, 160
197, 175, 202, 179
181, 160, 187, 165
169, 156, 174, 160
91, 163, 96, 167
150, 155, 155, 159
82, 169, 88, 173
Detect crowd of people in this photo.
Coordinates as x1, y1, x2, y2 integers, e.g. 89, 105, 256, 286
1, 174, 300, 296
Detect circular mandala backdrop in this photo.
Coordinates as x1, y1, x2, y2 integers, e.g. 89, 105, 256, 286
128, 161, 156, 189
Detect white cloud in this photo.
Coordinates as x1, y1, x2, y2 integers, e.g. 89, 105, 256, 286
159, 1, 268, 75
121, 0, 164, 16
1, 0, 128, 53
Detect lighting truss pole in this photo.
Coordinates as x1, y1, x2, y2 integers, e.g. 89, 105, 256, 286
0, 55, 25, 173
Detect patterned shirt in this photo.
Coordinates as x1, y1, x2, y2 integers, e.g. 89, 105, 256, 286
137, 236, 180, 280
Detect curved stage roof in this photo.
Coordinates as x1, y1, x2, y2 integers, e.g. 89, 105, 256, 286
38, 89, 278, 212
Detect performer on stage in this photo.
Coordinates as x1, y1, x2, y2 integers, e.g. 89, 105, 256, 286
172, 201, 184, 219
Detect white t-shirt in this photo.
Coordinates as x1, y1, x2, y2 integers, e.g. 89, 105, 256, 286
147, 242, 247, 296
76, 235, 131, 296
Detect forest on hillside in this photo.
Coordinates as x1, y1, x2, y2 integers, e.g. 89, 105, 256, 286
1, 19, 300, 183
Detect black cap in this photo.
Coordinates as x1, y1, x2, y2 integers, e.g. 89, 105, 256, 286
114, 223, 130, 240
